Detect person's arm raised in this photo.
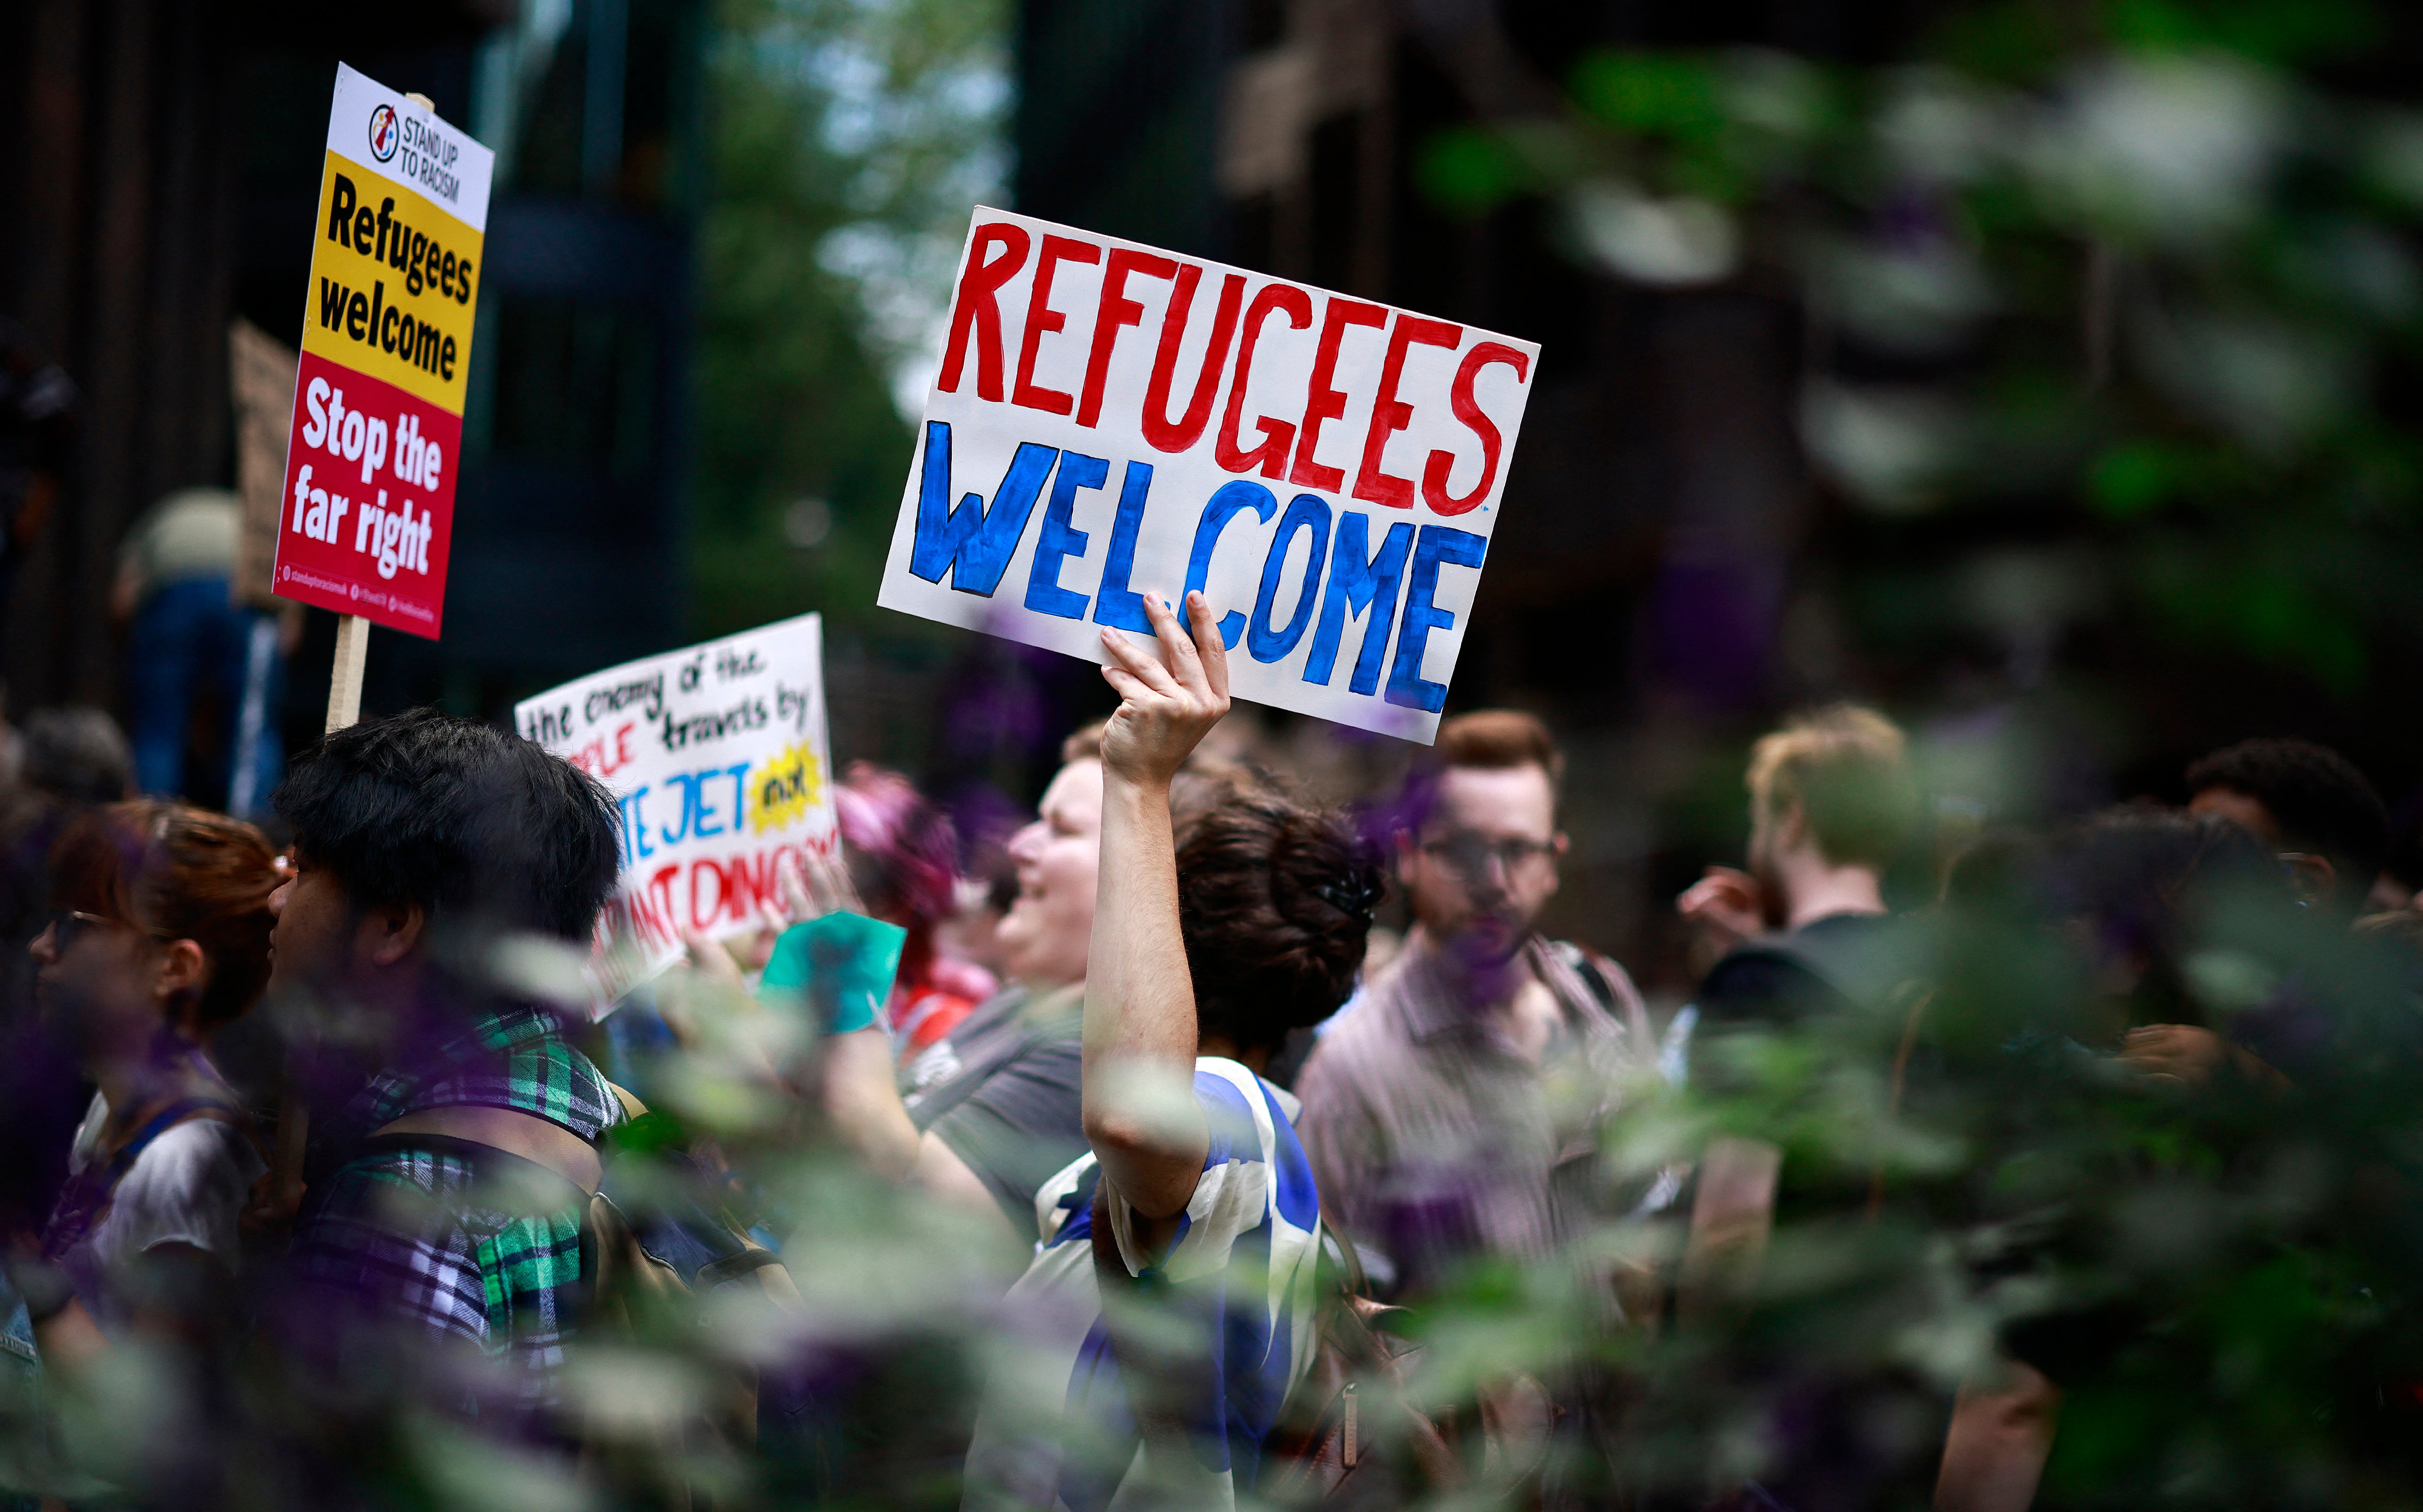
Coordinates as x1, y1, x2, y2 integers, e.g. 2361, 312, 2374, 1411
1084, 590, 1230, 1223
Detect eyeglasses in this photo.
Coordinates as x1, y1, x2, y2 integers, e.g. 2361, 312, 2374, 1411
1419, 833, 1557, 880
44, 910, 175, 951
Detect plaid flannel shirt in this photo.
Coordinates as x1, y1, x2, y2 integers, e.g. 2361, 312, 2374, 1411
289, 1004, 621, 1417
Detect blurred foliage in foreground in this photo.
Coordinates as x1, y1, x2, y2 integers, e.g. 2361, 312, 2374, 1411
9, 825, 2423, 1511
1426, 0, 2423, 718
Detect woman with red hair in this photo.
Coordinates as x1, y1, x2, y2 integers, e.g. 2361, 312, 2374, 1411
6, 800, 279, 1369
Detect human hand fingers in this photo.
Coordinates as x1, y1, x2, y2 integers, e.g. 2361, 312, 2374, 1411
1143, 587, 1206, 692
1182, 590, 1230, 702
801, 850, 840, 916
807, 846, 867, 915
777, 852, 819, 921
1101, 662, 1151, 702
683, 928, 746, 987
1101, 621, 1182, 697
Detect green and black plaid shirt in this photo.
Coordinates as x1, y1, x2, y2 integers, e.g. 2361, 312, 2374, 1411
290, 1004, 620, 1415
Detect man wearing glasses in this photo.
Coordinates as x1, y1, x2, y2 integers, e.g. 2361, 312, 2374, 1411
1294, 710, 1654, 1299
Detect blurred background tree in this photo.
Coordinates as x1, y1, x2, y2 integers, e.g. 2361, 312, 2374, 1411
690, 0, 1007, 641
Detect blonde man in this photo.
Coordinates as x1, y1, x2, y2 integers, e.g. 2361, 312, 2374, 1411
1678, 703, 1917, 1030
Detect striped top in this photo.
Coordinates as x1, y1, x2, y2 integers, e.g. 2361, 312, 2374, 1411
960, 1059, 1324, 1512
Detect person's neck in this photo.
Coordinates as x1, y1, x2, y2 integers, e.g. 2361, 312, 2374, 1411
1197, 1034, 1271, 1075
1017, 973, 1085, 1005
1412, 922, 1533, 1016
93, 1034, 202, 1133
1775, 856, 1886, 931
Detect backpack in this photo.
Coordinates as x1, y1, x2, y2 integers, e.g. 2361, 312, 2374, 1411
366, 1086, 797, 1509
1085, 1182, 1467, 1509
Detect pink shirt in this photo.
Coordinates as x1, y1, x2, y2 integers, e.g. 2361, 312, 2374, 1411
1293, 934, 1652, 1292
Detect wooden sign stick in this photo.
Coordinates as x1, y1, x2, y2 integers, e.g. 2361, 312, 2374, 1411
325, 612, 370, 731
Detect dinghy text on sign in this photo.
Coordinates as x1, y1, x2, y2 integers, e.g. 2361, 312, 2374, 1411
272, 63, 493, 639
877, 208, 1539, 744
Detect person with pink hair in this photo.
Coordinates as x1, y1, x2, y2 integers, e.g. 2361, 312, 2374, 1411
834, 763, 996, 1054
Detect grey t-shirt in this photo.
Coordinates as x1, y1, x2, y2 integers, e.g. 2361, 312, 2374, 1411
901, 984, 1086, 1244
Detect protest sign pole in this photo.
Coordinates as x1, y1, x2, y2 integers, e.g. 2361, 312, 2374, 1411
325, 612, 371, 731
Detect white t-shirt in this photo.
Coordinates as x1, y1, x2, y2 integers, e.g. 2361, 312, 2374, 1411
61, 1092, 264, 1321
960, 1058, 1324, 1512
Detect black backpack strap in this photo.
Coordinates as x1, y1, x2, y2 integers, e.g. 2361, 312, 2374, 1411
355, 1132, 592, 1215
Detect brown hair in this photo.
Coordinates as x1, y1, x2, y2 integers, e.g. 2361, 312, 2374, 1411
49, 800, 282, 1028
1397, 708, 1564, 836
1178, 794, 1380, 1054
1435, 708, 1564, 786
1746, 704, 1916, 868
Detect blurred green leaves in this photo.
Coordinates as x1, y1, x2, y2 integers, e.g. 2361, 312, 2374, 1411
691, 0, 1005, 640
1414, 0, 2423, 704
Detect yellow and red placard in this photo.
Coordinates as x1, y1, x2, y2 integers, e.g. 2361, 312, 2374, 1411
274, 64, 494, 638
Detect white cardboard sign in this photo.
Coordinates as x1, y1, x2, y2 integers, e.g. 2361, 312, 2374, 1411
878, 208, 1538, 744
515, 612, 839, 1001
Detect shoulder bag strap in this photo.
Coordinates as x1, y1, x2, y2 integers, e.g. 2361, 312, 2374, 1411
109, 1096, 243, 1178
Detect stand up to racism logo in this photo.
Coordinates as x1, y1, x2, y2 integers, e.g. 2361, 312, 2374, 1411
367, 102, 398, 162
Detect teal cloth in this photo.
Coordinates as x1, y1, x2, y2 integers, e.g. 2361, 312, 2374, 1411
757, 912, 906, 1034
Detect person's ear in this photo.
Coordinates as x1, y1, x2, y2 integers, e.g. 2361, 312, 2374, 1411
355, 901, 427, 968
2280, 852, 2335, 910
1775, 798, 1809, 854
155, 937, 208, 1010
1551, 830, 1570, 860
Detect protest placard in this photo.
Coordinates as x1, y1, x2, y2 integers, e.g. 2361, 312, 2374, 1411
515, 612, 841, 1005
877, 208, 1539, 744
230, 320, 299, 611
272, 65, 492, 641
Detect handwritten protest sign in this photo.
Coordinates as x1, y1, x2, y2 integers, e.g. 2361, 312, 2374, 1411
515, 612, 840, 1003
273, 64, 492, 639
878, 208, 1538, 744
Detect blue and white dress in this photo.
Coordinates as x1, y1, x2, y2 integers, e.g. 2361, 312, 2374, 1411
961, 1058, 1324, 1512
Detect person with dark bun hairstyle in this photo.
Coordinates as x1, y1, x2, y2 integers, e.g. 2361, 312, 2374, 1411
960, 591, 1369, 1511
3, 801, 278, 1371
2185, 736, 2390, 922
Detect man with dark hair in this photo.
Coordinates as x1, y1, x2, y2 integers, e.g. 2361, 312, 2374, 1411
2185, 737, 2389, 921
1680, 703, 1919, 1031
1294, 708, 1652, 1295
263, 708, 624, 1423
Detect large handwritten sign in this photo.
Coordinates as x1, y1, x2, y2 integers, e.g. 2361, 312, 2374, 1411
273, 64, 492, 638
878, 208, 1538, 744
515, 612, 839, 1002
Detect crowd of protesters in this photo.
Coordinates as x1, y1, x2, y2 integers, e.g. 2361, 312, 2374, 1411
2, 587, 2423, 1511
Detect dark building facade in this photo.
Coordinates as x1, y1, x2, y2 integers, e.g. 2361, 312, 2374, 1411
0, 0, 700, 790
